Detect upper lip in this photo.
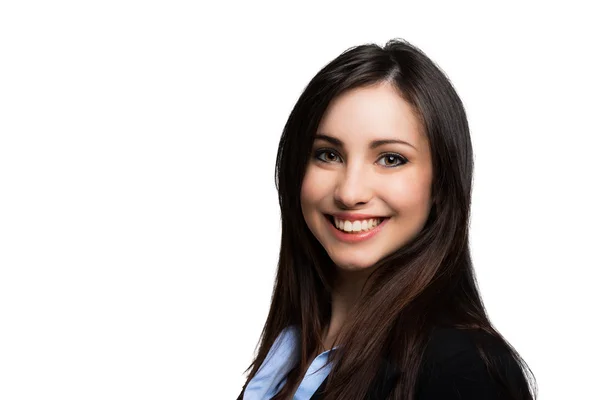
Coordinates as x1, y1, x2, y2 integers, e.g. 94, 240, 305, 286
328, 212, 388, 221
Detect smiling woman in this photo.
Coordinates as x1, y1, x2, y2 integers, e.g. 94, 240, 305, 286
236, 39, 537, 399
301, 83, 433, 273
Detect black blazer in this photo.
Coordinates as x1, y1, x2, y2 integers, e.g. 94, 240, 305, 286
236, 327, 529, 399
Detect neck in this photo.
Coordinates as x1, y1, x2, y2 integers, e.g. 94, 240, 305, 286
322, 267, 372, 349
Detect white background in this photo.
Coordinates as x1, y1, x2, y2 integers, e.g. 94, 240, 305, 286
1, 1, 598, 399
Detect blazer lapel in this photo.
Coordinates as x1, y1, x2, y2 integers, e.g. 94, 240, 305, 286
309, 357, 397, 399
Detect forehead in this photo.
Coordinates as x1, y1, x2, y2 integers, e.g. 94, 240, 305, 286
316, 82, 426, 149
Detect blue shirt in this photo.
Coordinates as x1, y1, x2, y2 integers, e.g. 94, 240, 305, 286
243, 326, 336, 399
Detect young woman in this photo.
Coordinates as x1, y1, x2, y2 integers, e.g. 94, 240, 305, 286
236, 39, 536, 399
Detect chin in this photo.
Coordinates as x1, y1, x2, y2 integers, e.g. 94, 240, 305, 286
329, 254, 380, 272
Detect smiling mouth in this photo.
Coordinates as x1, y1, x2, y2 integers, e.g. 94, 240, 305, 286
325, 214, 389, 234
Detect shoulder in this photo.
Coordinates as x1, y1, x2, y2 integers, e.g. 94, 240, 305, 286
422, 326, 505, 363
416, 327, 530, 400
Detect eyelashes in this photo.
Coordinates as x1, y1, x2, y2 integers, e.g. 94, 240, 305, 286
313, 148, 408, 168
314, 149, 342, 163
378, 153, 408, 167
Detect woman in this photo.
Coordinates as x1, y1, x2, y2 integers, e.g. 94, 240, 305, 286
236, 39, 536, 399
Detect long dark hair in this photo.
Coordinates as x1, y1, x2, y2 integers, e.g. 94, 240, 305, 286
241, 39, 536, 399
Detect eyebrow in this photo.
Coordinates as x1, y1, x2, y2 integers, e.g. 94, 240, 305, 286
314, 133, 417, 150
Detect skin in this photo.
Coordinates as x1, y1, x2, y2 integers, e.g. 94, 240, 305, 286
300, 81, 434, 350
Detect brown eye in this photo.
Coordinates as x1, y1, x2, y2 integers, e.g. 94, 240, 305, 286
315, 149, 342, 163
377, 153, 407, 168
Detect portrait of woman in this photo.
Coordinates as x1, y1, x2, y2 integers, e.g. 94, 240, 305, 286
6, 1, 598, 398
235, 39, 536, 400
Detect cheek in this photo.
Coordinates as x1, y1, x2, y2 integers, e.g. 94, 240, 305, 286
384, 172, 432, 214
300, 175, 313, 209
300, 168, 319, 221
300, 166, 327, 206
300, 169, 328, 240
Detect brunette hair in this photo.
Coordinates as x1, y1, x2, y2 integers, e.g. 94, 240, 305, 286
240, 39, 536, 399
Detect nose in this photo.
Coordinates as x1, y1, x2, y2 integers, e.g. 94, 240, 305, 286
333, 165, 373, 209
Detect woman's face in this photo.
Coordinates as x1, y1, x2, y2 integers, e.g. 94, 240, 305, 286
300, 82, 434, 272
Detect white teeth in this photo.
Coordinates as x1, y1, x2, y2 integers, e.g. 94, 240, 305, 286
344, 221, 352, 231
332, 217, 383, 233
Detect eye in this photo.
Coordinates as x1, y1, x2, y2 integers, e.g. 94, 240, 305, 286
314, 149, 342, 163
377, 153, 408, 168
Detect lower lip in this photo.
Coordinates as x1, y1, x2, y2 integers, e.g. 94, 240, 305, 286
325, 215, 389, 243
